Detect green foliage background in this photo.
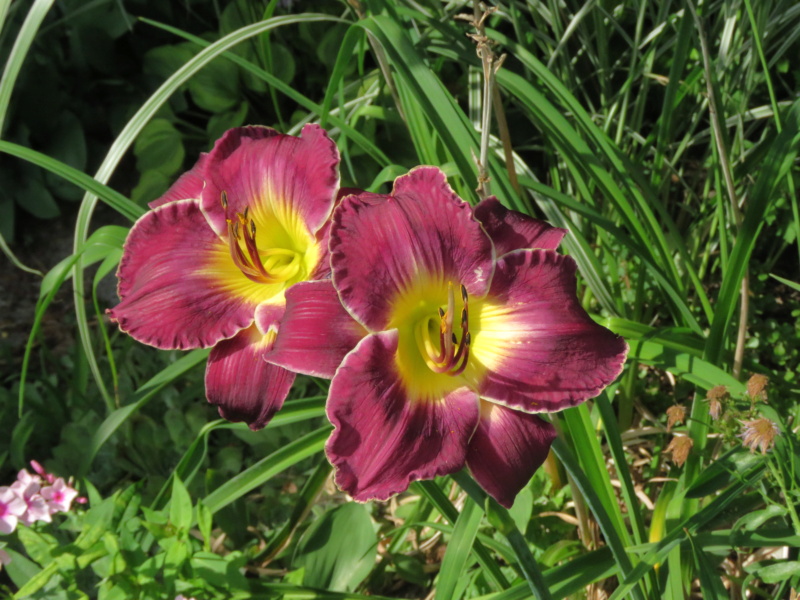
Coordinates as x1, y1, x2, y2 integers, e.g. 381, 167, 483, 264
0, 0, 798, 598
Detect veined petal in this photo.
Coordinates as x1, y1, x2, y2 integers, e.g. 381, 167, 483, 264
307, 187, 364, 280
466, 401, 557, 508
326, 330, 480, 501
474, 197, 567, 255
265, 281, 367, 378
206, 324, 295, 430
201, 124, 340, 239
148, 152, 210, 209
467, 249, 627, 412
331, 167, 494, 331
109, 199, 273, 350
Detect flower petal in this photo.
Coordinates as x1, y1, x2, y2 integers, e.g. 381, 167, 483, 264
326, 330, 480, 501
108, 199, 263, 349
148, 152, 210, 209
468, 249, 627, 412
201, 124, 340, 238
331, 167, 494, 330
206, 324, 295, 430
308, 187, 365, 280
474, 197, 566, 255
265, 281, 367, 378
466, 401, 557, 508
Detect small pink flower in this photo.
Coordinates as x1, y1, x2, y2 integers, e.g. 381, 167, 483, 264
18, 494, 51, 526
0, 548, 11, 567
30, 461, 55, 484
41, 478, 79, 514
0, 487, 27, 534
12, 469, 41, 498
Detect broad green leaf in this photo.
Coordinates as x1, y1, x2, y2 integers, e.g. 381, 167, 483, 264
134, 117, 185, 176
294, 503, 377, 592
169, 475, 192, 533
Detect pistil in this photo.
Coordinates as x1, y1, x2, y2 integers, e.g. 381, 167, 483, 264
415, 282, 471, 376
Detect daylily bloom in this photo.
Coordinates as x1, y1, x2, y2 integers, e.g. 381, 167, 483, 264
108, 125, 342, 429
0, 487, 26, 534
267, 167, 628, 507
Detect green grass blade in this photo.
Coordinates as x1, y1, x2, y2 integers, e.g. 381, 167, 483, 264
202, 425, 330, 515
551, 438, 645, 600
608, 462, 766, 600
452, 472, 552, 600
413, 480, 509, 590
78, 349, 210, 476
0, 0, 55, 134
435, 495, 484, 600
0, 140, 143, 221
704, 99, 800, 365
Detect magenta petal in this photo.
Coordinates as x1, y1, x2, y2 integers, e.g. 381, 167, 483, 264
201, 124, 339, 237
326, 330, 480, 501
473, 249, 628, 412
265, 281, 367, 378
206, 324, 295, 430
474, 197, 567, 255
331, 167, 494, 330
466, 402, 557, 508
108, 200, 257, 349
148, 152, 210, 209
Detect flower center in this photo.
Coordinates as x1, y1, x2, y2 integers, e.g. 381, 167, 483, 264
414, 282, 471, 376
221, 191, 303, 285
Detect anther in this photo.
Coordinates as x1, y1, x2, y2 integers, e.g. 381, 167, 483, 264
438, 307, 445, 319
220, 191, 228, 209
461, 284, 468, 302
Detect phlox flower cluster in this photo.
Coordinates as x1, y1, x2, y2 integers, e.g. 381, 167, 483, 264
110, 126, 628, 508
0, 461, 83, 537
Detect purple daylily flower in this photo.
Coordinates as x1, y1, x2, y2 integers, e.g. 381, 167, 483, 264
108, 125, 345, 429
267, 167, 628, 507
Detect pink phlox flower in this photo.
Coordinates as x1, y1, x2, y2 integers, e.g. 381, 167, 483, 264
29, 460, 55, 484
18, 493, 51, 526
0, 487, 27, 534
41, 478, 79, 515
0, 548, 11, 567
11, 469, 41, 499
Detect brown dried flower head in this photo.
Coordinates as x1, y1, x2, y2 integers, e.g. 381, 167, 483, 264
740, 418, 780, 454
746, 374, 769, 402
666, 435, 693, 467
706, 385, 729, 402
666, 405, 686, 431
706, 385, 728, 420
708, 398, 722, 421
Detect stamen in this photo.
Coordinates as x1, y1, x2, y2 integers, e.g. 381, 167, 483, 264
220, 195, 302, 284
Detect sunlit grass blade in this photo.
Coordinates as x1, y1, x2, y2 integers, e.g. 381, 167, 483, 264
357, 15, 522, 209
550, 438, 645, 600
608, 461, 767, 600
0, 0, 55, 133
435, 495, 484, 600
202, 425, 330, 515
413, 480, 509, 590
452, 472, 552, 600
703, 98, 800, 366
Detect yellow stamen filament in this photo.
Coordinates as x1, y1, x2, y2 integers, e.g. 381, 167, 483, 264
414, 282, 471, 376
221, 191, 302, 284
